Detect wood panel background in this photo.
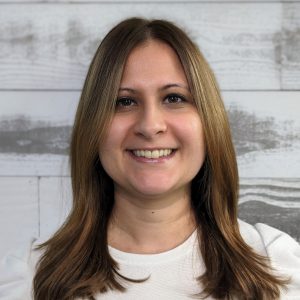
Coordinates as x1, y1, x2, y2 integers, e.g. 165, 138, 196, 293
0, 0, 299, 258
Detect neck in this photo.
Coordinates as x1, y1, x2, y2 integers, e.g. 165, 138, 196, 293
107, 187, 196, 254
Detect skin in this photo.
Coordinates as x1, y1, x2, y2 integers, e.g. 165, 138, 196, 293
99, 40, 206, 254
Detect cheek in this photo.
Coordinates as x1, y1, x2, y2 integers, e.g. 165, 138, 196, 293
179, 116, 206, 170
98, 118, 132, 176
99, 119, 128, 152
177, 114, 205, 147
98, 129, 120, 179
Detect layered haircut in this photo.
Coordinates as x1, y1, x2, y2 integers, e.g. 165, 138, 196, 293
33, 17, 288, 300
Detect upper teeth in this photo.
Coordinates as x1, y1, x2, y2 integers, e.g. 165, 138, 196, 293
132, 149, 173, 159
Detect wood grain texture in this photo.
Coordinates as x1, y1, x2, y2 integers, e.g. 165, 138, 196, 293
239, 178, 300, 206
0, 0, 299, 252
0, 177, 38, 258
1, 91, 299, 177
0, 91, 77, 176
224, 91, 300, 178
239, 178, 300, 240
282, 3, 300, 89
0, 2, 281, 90
0, 0, 288, 3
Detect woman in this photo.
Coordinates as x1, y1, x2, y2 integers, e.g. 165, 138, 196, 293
1, 17, 300, 300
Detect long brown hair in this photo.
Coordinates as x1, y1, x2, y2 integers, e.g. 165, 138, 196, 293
33, 17, 288, 300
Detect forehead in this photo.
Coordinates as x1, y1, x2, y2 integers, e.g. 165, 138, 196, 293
120, 40, 188, 86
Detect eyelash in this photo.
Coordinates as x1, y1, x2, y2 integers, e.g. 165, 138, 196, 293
115, 94, 187, 108
165, 94, 186, 104
115, 97, 135, 107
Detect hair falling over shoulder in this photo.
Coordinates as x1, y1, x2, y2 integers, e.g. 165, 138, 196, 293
33, 17, 289, 300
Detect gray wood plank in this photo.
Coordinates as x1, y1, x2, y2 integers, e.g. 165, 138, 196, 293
239, 178, 300, 207
1, 91, 299, 177
282, 3, 300, 89
0, 177, 38, 258
238, 178, 300, 241
0, 3, 281, 90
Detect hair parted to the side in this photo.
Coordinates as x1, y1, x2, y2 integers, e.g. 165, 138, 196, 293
33, 17, 288, 300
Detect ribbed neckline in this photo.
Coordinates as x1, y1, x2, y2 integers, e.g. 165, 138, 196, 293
108, 229, 198, 265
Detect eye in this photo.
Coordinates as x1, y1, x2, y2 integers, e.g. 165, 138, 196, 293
115, 97, 136, 108
164, 94, 186, 104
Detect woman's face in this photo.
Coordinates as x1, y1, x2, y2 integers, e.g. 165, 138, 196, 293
99, 40, 205, 200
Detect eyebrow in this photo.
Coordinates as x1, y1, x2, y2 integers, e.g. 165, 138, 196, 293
118, 83, 190, 93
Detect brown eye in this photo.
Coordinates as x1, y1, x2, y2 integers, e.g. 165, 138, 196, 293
165, 94, 186, 104
116, 97, 136, 107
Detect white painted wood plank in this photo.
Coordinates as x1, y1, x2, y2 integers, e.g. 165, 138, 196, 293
0, 91, 299, 177
0, 154, 69, 176
240, 177, 300, 189
282, 3, 300, 89
0, 3, 281, 90
39, 177, 72, 239
239, 178, 300, 207
0, 90, 78, 124
0, 177, 38, 259
0, 0, 286, 2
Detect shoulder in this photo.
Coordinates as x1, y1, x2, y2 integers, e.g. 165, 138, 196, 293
0, 237, 44, 300
238, 219, 300, 255
238, 219, 300, 299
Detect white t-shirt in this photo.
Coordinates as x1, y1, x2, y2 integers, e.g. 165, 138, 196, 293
0, 220, 299, 300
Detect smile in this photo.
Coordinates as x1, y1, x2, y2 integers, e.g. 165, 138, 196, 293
131, 149, 175, 159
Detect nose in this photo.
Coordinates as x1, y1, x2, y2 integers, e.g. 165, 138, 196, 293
134, 102, 167, 139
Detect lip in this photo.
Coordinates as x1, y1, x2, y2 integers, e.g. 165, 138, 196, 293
126, 149, 177, 163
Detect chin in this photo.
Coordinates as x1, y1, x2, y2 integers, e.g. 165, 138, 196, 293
132, 182, 181, 199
